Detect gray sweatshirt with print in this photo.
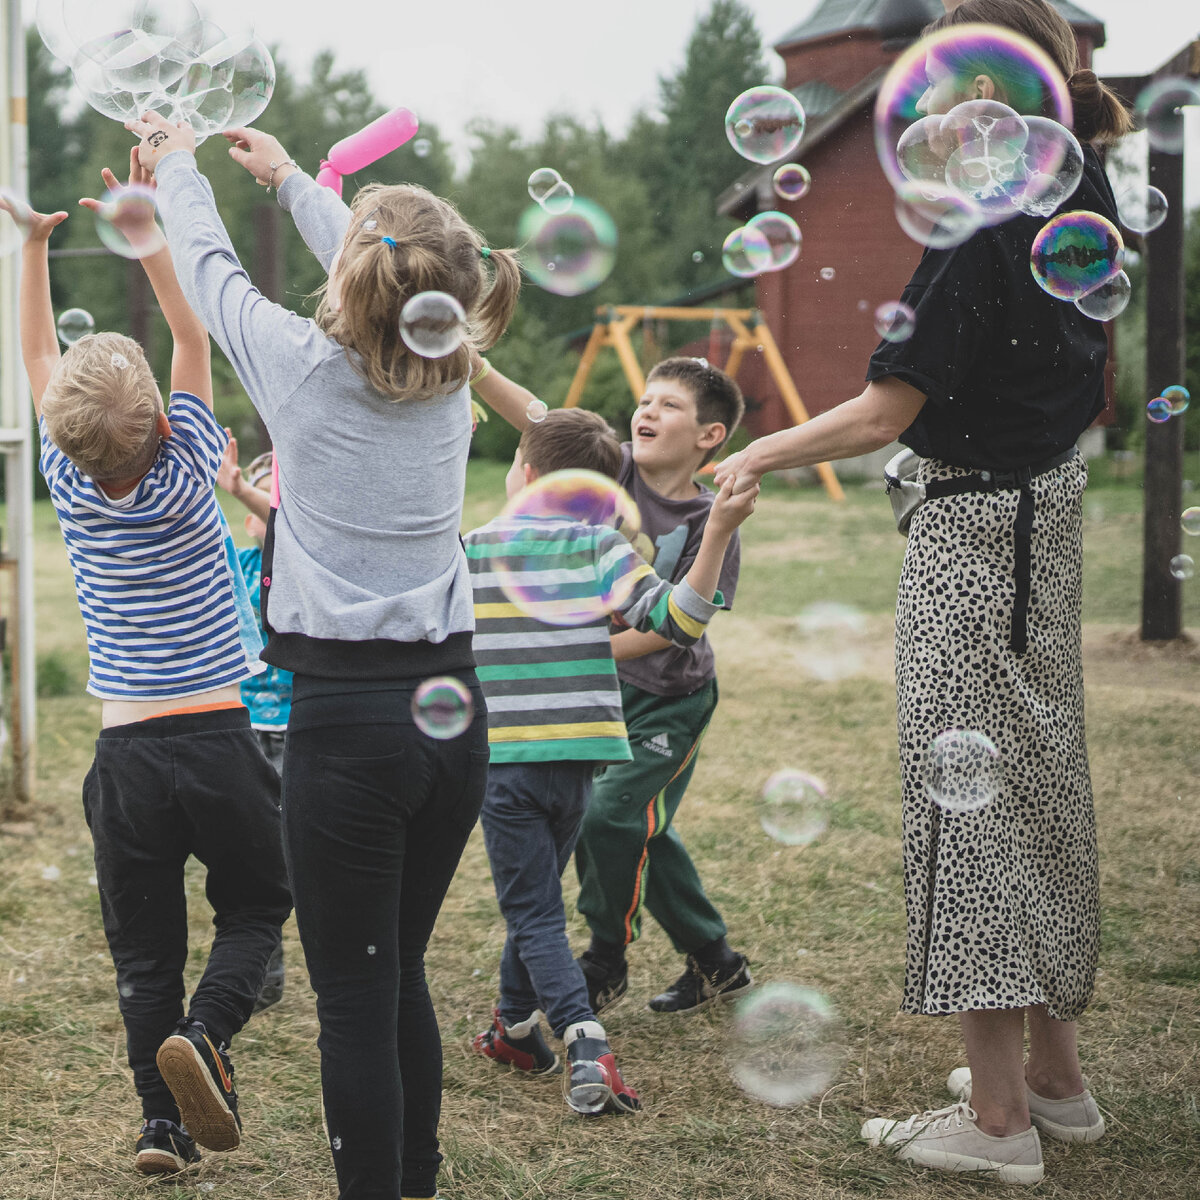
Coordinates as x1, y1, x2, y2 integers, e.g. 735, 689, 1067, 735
154, 151, 475, 679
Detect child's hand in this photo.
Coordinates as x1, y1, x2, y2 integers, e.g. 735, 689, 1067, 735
125, 110, 197, 173
222, 127, 297, 189
216, 429, 244, 496
709, 475, 759, 532
78, 151, 163, 253
1, 194, 67, 245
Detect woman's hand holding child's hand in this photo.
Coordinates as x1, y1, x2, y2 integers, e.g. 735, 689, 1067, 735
712, 448, 761, 498
708, 475, 759, 533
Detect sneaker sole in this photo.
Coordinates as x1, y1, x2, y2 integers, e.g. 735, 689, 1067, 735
156, 1038, 241, 1152
135, 1148, 192, 1175
646, 974, 754, 1015
1031, 1112, 1105, 1143
896, 1145, 1044, 1185
565, 1079, 640, 1116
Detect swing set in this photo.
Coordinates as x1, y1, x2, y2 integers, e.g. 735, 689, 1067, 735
562, 304, 845, 502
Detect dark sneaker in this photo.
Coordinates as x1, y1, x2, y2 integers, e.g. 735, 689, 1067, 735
134, 1119, 201, 1175
647, 952, 753, 1014
575, 950, 628, 1014
472, 1009, 561, 1075
253, 942, 286, 1014
155, 1018, 242, 1151
563, 1020, 641, 1115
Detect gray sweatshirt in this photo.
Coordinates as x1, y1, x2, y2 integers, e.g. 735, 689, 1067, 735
155, 152, 475, 679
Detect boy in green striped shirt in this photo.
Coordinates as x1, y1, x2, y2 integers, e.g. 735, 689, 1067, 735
465, 408, 756, 1116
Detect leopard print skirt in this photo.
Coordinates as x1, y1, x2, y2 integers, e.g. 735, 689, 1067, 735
895, 453, 1098, 1021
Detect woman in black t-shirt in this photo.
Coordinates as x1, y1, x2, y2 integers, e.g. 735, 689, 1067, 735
718, 0, 1131, 1185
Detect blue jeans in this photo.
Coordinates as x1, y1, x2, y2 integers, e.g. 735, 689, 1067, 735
480, 761, 596, 1038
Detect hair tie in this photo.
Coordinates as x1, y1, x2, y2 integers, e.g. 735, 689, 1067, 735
480, 246, 492, 259
381, 236, 398, 248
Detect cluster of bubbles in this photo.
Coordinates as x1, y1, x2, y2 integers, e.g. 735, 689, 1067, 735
725, 86, 807, 165
1029, 211, 1127, 319
772, 162, 811, 202
411, 676, 474, 739
727, 982, 842, 1107
1170, 554, 1195, 581
494, 469, 642, 626
1118, 185, 1168, 235
1134, 77, 1200, 155
36, 0, 275, 145
876, 26, 1078, 249
759, 769, 829, 848
518, 198, 618, 298
874, 301, 916, 344
526, 167, 575, 216
924, 729, 1002, 814
57, 307, 95, 345
721, 210, 802, 279
1146, 384, 1190, 424
399, 291, 467, 359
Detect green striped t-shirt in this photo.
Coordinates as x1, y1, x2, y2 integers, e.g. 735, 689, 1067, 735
464, 515, 720, 763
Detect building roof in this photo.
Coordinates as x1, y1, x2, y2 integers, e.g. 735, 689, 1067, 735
777, 0, 1106, 49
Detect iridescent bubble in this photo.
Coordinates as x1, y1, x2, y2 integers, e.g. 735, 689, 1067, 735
399, 291, 467, 358
1009, 117, 1083, 217
493, 469, 642, 627
728, 983, 842, 1107
1180, 507, 1200, 537
57, 308, 95, 345
220, 37, 274, 128
725, 86, 806, 165
691, 250, 704, 264
1169, 554, 1195, 581
819, 266, 835, 281
940, 99, 1034, 220
0, 188, 33, 257
1162, 385, 1190, 415
525, 399, 549, 424
894, 181, 982, 249
1136, 77, 1200, 154
1029, 211, 1123, 301
746, 211, 801, 271
527, 167, 562, 206
1074, 270, 1130, 321
518, 198, 617, 297
924, 729, 1002, 814
411, 676, 474, 739
1118, 185, 1168, 235
540, 179, 575, 216
773, 162, 811, 201
874, 300, 916, 343
1146, 397, 1173, 423
759, 769, 829, 847
93, 184, 167, 260
413, 138, 431, 158
721, 225, 771, 278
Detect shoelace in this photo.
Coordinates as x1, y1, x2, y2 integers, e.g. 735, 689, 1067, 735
892, 1102, 978, 1138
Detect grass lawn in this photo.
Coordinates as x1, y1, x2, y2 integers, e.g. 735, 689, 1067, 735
0, 462, 1197, 1200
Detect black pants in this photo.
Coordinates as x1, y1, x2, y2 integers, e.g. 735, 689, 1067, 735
82, 707, 292, 1123
283, 676, 488, 1200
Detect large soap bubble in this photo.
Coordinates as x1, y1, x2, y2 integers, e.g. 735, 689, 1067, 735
518, 199, 617, 297
1030, 211, 1124, 301
893, 181, 982, 249
745, 211, 802, 272
1135, 77, 1200, 155
1074, 270, 1130, 321
726, 86, 806, 165
721, 225, 771, 278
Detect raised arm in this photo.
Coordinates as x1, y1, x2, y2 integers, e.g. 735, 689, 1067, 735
468, 355, 537, 432
10, 201, 69, 415
216, 431, 272, 522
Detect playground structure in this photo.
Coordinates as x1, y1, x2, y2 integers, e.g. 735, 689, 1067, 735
562, 305, 846, 503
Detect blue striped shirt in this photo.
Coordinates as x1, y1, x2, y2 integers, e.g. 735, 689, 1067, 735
39, 392, 259, 701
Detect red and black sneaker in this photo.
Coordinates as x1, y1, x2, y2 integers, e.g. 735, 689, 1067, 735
563, 1021, 641, 1116
155, 1018, 242, 1151
472, 1009, 561, 1076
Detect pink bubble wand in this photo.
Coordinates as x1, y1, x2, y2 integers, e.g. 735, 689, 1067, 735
316, 107, 419, 197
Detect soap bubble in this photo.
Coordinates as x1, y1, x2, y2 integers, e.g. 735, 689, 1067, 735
58, 0, 202, 63
527, 167, 562, 206
541, 181, 575, 215
492, 469, 641, 627
1118, 185, 1168, 234
1180, 507, 1200, 536
1169, 554, 1195, 581
1146, 397, 1173, 423
1008, 117, 1083, 217
759, 769, 829, 847
525, 399, 549, 424
219, 37, 274, 127
794, 601, 866, 681
726, 86, 806, 165
413, 138, 431, 158
411, 676, 474, 739
1074, 270, 1130, 321
894, 181, 982, 248
366, 944, 376, 955
721, 225, 772, 278
399, 291, 467, 358
1135, 77, 1200, 154
35, 0, 80, 63
93, 184, 166, 259
518, 198, 617, 297
1162, 385, 1190, 415
746, 211, 802, 271
0, 188, 33, 257
728, 983, 842, 1107
924, 729, 1002, 814
691, 250, 705, 263
773, 162, 811, 201
874, 300, 916, 343
40, 864, 61, 881
819, 266, 835, 281
57, 308, 95, 345
1030, 211, 1123, 301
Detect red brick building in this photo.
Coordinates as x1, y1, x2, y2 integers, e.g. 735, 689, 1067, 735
717, 0, 1109, 439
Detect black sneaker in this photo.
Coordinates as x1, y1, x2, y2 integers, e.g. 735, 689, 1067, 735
155, 1018, 242, 1151
575, 950, 629, 1014
647, 952, 753, 1014
135, 1118, 201, 1175
253, 942, 286, 1014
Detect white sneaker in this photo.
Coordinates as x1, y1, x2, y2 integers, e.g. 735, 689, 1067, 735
861, 1101, 1044, 1185
947, 1067, 1106, 1143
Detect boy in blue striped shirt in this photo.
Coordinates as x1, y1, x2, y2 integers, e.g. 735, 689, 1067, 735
464, 408, 756, 1115
15, 160, 290, 1176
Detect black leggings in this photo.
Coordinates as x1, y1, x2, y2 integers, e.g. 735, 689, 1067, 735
283, 676, 488, 1200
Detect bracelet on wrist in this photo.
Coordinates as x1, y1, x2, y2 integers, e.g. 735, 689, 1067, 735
266, 159, 298, 193
469, 358, 492, 389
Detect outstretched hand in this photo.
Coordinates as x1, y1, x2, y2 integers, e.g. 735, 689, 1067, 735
1, 193, 67, 245
216, 429, 244, 496
222, 126, 297, 189
78, 148, 164, 253
125, 110, 196, 173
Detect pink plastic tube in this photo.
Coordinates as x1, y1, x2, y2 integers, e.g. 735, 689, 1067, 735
316, 107, 419, 196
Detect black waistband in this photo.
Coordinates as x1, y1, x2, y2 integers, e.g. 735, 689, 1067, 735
99, 705, 251, 740
261, 630, 475, 681
924, 447, 1078, 497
